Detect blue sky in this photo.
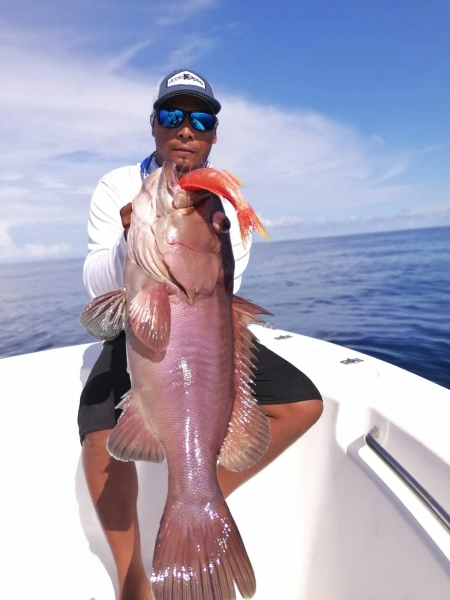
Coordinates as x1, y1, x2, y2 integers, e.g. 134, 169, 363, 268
1, 0, 449, 261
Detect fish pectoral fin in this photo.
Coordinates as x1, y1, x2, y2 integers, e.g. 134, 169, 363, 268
129, 281, 171, 351
80, 288, 126, 341
107, 390, 165, 463
218, 296, 271, 472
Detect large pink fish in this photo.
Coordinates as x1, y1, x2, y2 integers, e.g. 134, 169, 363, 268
81, 162, 270, 600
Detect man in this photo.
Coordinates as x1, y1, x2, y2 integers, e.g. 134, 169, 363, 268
78, 68, 323, 600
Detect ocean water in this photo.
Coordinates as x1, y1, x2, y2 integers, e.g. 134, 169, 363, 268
1, 226, 449, 389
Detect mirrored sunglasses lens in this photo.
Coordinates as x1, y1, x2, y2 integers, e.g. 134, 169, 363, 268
190, 112, 215, 131
159, 109, 184, 128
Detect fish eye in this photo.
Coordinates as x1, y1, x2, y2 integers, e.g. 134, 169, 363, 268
212, 212, 231, 235
219, 217, 231, 234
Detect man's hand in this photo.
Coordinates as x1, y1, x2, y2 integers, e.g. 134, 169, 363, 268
120, 202, 132, 238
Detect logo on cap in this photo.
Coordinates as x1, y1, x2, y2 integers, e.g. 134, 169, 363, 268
167, 71, 206, 89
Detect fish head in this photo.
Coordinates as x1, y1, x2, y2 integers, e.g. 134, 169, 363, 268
128, 161, 234, 302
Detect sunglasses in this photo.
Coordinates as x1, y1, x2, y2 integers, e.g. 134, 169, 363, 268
152, 108, 218, 132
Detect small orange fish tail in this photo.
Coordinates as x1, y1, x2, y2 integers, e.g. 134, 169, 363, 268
237, 208, 269, 247
179, 168, 269, 248
151, 497, 256, 600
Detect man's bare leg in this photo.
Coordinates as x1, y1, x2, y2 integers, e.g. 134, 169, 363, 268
82, 429, 153, 600
218, 399, 323, 498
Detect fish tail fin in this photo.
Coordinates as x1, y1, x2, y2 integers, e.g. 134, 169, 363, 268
151, 497, 256, 600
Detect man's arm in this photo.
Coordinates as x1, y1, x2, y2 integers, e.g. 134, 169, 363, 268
83, 170, 134, 299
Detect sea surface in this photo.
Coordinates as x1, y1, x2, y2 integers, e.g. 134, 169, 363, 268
1, 226, 449, 389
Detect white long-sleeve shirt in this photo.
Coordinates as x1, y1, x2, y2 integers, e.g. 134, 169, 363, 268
83, 161, 251, 299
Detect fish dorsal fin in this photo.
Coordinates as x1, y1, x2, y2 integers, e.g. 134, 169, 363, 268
129, 281, 171, 351
107, 390, 165, 463
80, 288, 126, 341
218, 296, 272, 472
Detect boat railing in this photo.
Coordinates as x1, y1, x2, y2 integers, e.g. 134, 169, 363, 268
365, 427, 450, 534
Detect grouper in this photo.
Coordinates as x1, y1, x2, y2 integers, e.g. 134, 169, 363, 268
81, 161, 271, 600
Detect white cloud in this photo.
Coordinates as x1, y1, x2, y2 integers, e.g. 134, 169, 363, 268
211, 98, 423, 220
402, 201, 450, 218
104, 39, 154, 73
0, 186, 32, 200
0, 220, 71, 260
24, 242, 71, 257
260, 215, 306, 228
363, 162, 408, 188
155, 0, 217, 26
0, 23, 156, 232
370, 134, 386, 147
163, 35, 218, 72
0, 221, 14, 249
258, 201, 450, 241
0, 8, 448, 261
0, 173, 23, 182
35, 176, 69, 190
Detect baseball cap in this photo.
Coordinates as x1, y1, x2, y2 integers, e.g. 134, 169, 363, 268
153, 69, 221, 115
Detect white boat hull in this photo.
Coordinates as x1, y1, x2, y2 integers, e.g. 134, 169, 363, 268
2, 326, 450, 599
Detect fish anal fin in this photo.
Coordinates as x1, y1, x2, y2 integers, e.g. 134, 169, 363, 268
129, 281, 171, 351
80, 288, 126, 341
107, 390, 165, 463
219, 296, 271, 472
151, 497, 256, 600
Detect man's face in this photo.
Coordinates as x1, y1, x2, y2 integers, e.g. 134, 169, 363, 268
152, 94, 217, 175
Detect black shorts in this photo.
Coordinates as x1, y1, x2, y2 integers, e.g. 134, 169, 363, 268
78, 332, 322, 442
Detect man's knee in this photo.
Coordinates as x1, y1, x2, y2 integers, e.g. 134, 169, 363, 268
300, 398, 323, 426
265, 398, 323, 431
